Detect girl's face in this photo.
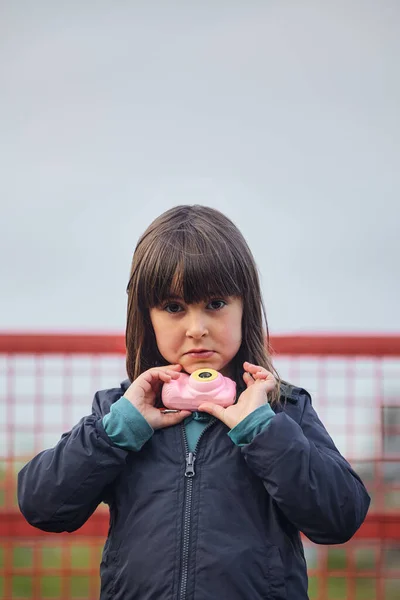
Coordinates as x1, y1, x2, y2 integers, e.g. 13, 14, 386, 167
149, 296, 243, 376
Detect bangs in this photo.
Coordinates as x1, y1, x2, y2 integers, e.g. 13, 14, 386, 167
137, 228, 246, 308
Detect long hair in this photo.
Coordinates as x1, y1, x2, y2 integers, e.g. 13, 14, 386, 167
126, 205, 280, 403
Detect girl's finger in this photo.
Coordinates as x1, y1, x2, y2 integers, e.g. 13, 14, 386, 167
148, 364, 182, 376
243, 361, 269, 374
243, 363, 277, 392
155, 410, 191, 429
253, 371, 269, 380
149, 368, 181, 382
137, 372, 154, 392
197, 402, 226, 422
162, 410, 191, 423
158, 373, 171, 384
158, 370, 180, 381
255, 372, 276, 387
254, 377, 277, 394
243, 372, 255, 388
161, 364, 182, 371
166, 370, 181, 378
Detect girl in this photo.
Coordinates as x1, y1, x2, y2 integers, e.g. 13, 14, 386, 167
18, 205, 370, 600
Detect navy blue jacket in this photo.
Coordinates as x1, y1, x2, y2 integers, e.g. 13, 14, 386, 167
18, 382, 370, 599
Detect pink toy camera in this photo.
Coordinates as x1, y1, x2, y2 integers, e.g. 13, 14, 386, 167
161, 368, 236, 411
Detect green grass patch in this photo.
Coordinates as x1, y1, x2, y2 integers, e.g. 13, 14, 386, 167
71, 546, 90, 569
386, 579, 400, 599
328, 577, 347, 598
41, 576, 61, 598
70, 576, 90, 598
385, 490, 400, 509
308, 576, 318, 598
355, 547, 376, 570
327, 548, 347, 571
12, 576, 32, 597
356, 577, 377, 599
41, 546, 62, 569
13, 547, 33, 569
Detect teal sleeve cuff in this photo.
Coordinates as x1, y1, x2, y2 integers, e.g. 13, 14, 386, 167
102, 396, 154, 452
228, 403, 276, 447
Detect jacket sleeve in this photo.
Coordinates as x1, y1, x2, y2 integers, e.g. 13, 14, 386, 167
17, 389, 128, 533
241, 390, 371, 544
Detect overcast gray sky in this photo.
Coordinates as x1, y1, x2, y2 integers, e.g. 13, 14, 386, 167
1, 0, 399, 334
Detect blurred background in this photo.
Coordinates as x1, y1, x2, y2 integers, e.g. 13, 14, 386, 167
1, 1, 399, 598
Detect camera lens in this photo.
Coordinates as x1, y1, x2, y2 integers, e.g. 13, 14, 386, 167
199, 371, 212, 379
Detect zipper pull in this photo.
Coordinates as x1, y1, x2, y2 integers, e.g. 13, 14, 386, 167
185, 452, 196, 478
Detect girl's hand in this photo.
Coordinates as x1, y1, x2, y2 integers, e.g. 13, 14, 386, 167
198, 362, 277, 430
123, 365, 191, 430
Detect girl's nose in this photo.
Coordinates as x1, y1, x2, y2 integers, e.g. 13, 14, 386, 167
185, 314, 209, 339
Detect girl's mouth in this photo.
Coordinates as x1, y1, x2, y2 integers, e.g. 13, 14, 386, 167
185, 350, 214, 359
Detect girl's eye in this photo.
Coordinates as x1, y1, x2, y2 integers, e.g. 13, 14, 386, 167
208, 299, 226, 310
164, 303, 183, 314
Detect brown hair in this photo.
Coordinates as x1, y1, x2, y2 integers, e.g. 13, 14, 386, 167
126, 205, 280, 403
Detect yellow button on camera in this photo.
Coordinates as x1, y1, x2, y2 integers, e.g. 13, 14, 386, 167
191, 368, 218, 382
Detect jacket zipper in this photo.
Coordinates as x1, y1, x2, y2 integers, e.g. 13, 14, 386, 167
179, 418, 216, 600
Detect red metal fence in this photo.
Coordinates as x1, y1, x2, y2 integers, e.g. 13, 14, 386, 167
0, 334, 399, 599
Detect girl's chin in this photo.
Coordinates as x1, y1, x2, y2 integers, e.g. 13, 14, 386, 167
182, 364, 215, 374
181, 360, 231, 376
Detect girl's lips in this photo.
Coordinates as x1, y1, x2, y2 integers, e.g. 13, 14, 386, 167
185, 351, 214, 358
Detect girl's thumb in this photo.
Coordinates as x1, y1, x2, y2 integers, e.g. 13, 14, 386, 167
198, 402, 225, 421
